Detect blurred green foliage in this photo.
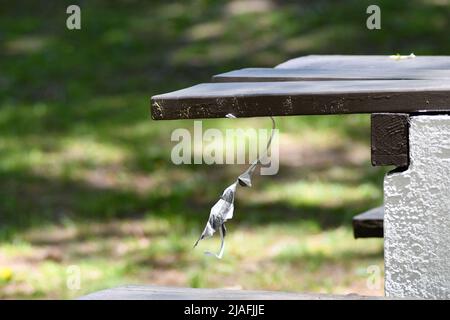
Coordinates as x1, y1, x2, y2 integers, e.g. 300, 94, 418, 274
0, 0, 447, 298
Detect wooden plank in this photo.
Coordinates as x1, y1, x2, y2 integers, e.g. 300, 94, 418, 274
371, 113, 409, 167
276, 55, 450, 70
151, 80, 450, 120
79, 285, 384, 300
353, 206, 384, 239
213, 68, 450, 82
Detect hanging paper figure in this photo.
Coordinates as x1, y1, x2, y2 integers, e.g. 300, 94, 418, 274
193, 182, 237, 259
194, 116, 276, 259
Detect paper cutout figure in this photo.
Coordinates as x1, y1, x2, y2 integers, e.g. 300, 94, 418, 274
194, 182, 237, 258
194, 116, 276, 259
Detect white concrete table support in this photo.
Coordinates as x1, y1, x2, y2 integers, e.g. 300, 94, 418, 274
384, 115, 450, 299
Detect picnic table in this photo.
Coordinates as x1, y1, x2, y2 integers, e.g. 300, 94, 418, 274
152, 55, 450, 120
150, 55, 450, 299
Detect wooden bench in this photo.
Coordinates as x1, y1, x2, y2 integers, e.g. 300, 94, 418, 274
148, 55, 450, 299
353, 206, 384, 239
80, 285, 383, 300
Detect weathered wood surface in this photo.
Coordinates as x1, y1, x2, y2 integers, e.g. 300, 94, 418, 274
213, 68, 450, 82
151, 80, 450, 120
79, 285, 384, 300
371, 113, 410, 167
353, 206, 384, 239
276, 55, 450, 70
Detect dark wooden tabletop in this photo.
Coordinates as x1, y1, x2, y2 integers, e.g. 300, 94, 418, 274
151, 55, 450, 120
275, 55, 450, 70
212, 68, 450, 82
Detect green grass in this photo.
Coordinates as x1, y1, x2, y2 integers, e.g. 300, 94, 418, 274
1, 0, 446, 298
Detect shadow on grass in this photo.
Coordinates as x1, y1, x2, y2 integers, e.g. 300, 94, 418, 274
0, 161, 384, 243
1, 0, 442, 243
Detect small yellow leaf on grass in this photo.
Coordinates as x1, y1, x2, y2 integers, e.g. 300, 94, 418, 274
0, 267, 13, 282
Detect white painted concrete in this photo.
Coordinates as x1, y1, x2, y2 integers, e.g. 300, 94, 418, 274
384, 115, 450, 299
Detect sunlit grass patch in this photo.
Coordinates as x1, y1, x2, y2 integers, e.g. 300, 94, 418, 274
183, 225, 383, 295
0, 212, 384, 298
274, 227, 383, 265
0, 259, 133, 299
5, 35, 52, 54
251, 180, 381, 208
